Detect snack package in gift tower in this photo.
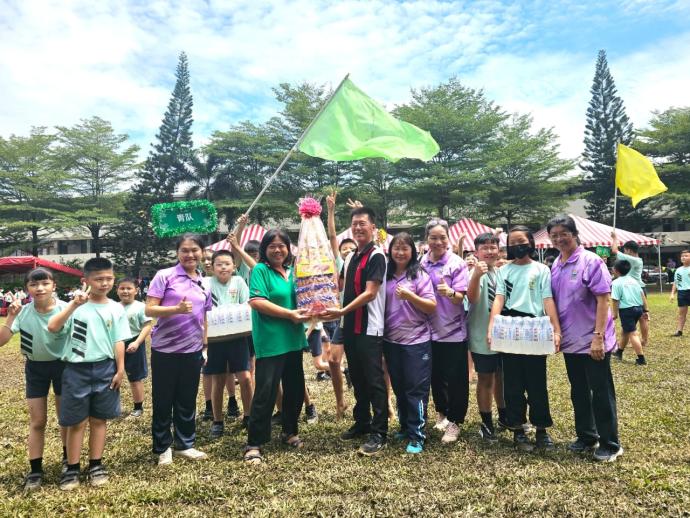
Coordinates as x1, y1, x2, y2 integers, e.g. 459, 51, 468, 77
294, 197, 340, 320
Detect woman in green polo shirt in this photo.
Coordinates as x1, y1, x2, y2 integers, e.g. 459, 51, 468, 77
244, 229, 309, 464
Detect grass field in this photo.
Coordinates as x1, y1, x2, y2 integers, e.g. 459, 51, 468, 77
1, 293, 689, 517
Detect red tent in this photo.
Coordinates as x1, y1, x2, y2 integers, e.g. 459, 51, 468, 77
207, 224, 267, 252
533, 214, 659, 250
449, 218, 507, 252
0, 256, 83, 277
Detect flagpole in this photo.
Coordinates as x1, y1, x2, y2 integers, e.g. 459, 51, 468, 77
240, 73, 351, 220
612, 185, 618, 231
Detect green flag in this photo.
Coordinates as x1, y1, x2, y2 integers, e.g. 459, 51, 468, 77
298, 78, 439, 163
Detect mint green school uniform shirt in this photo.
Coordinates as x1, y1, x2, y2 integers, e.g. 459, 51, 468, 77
674, 266, 690, 291
468, 270, 498, 355
210, 276, 249, 307
615, 251, 644, 287
11, 301, 70, 361
122, 300, 152, 339
496, 261, 552, 317
611, 275, 644, 309
62, 300, 131, 363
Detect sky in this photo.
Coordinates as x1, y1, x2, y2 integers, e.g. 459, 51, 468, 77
1, 0, 689, 161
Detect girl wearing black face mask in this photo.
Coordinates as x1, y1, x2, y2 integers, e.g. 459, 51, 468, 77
487, 226, 562, 453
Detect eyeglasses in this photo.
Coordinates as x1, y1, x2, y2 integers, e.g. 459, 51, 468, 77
428, 218, 448, 227
549, 231, 573, 240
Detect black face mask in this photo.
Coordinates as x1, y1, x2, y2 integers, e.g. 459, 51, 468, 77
507, 244, 534, 260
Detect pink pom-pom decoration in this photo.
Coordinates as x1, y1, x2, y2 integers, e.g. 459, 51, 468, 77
298, 197, 322, 218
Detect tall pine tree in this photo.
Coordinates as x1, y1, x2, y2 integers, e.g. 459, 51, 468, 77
111, 52, 194, 276
581, 50, 636, 226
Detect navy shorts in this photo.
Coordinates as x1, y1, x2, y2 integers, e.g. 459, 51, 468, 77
25, 359, 65, 399
619, 306, 643, 333
124, 337, 148, 382
307, 329, 330, 357
59, 360, 121, 426
323, 320, 338, 340
471, 352, 502, 374
205, 337, 250, 374
331, 325, 344, 344
247, 335, 255, 358
678, 290, 690, 307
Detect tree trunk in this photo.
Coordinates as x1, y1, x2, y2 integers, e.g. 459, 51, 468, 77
90, 224, 101, 258
31, 227, 39, 257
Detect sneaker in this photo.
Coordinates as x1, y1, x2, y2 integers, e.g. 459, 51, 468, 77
441, 422, 460, 443
316, 371, 331, 382
635, 357, 647, 366
358, 433, 386, 456
210, 422, 224, 439
226, 398, 240, 419
173, 447, 207, 461
568, 438, 599, 454
343, 368, 352, 388
340, 424, 370, 441
406, 441, 423, 454
513, 430, 534, 452
672, 330, 683, 337
158, 447, 173, 466
305, 404, 318, 424
242, 415, 250, 429
479, 423, 497, 443
87, 464, 109, 487
613, 349, 624, 361
433, 414, 449, 432
59, 468, 80, 491
593, 446, 624, 462
129, 408, 143, 418
202, 407, 213, 422
61, 458, 68, 474
23, 472, 43, 492
535, 429, 555, 451
271, 411, 282, 426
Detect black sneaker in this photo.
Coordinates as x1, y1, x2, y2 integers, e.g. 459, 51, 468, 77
593, 446, 624, 462
635, 357, 647, 366
23, 471, 43, 492
59, 468, 80, 491
479, 423, 498, 443
568, 438, 599, 454
343, 368, 352, 388
316, 371, 331, 382
513, 430, 534, 452
242, 415, 250, 429
535, 429, 555, 451
202, 407, 213, 422
226, 398, 240, 419
358, 433, 386, 456
271, 411, 282, 426
672, 330, 683, 337
613, 349, 623, 361
210, 422, 224, 439
340, 424, 370, 441
305, 404, 318, 424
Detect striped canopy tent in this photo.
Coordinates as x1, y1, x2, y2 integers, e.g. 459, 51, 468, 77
533, 214, 659, 250
207, 224, 267, 252
448, 218, 507, 252
337, 228, 393, 252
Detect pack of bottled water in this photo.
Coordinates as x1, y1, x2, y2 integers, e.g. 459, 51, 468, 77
491, 315, 555, 355
207, 303, 252, 341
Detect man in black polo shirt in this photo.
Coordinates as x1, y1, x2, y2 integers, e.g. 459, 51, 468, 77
321, 206, 387, 455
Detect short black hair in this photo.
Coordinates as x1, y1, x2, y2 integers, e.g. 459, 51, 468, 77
614, 259, 631, 276
623, 241, 639, 253
244, 240, 260, 255
24, 267, 54, 286
508, 225, 536, 249
474, 232, 500, 249
682, 250, 690, 255
84, 257, 113, 276
212, 249, 234, 264
175, 233, 205, 251
386, 232, 422, 281
546, 215, 578, 237
259, 229, 293, 269
117, 277, 138, 287
350, 206, 376, 224
339, 238, 356, 250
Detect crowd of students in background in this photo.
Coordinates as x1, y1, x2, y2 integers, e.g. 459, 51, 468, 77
2, 194, 690, 491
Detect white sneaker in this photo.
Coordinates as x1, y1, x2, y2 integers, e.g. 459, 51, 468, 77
441, 422, 461, 443
158, 447, 173, 466
434, 414, 449, 432
173, 447, 207, 461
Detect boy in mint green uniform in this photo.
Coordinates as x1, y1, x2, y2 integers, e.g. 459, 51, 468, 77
0, 268, 70, 491
207, 250, 252, 437
467, 232, 507, 442
48, 258, 130, 491
612, 259, 649, 365
670, 250, 690, 336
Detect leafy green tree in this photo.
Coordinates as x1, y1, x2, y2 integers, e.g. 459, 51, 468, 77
479, 115, 575, 228
581, 49, 639, 226
55, 116, 139, 257
0, 128, 72, 256
635, 107, 690, 219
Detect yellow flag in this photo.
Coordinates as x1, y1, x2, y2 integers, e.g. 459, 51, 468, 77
615, 143, 667, 207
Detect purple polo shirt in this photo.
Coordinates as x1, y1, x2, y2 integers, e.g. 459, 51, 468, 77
147, 263, 213, 354
384, 269, 435, 345
551, 246, 616, 354
421, 250, 469, 342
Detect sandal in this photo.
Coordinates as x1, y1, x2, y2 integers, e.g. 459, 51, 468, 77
281, 433, 304, 449
243, 447, 263, 465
